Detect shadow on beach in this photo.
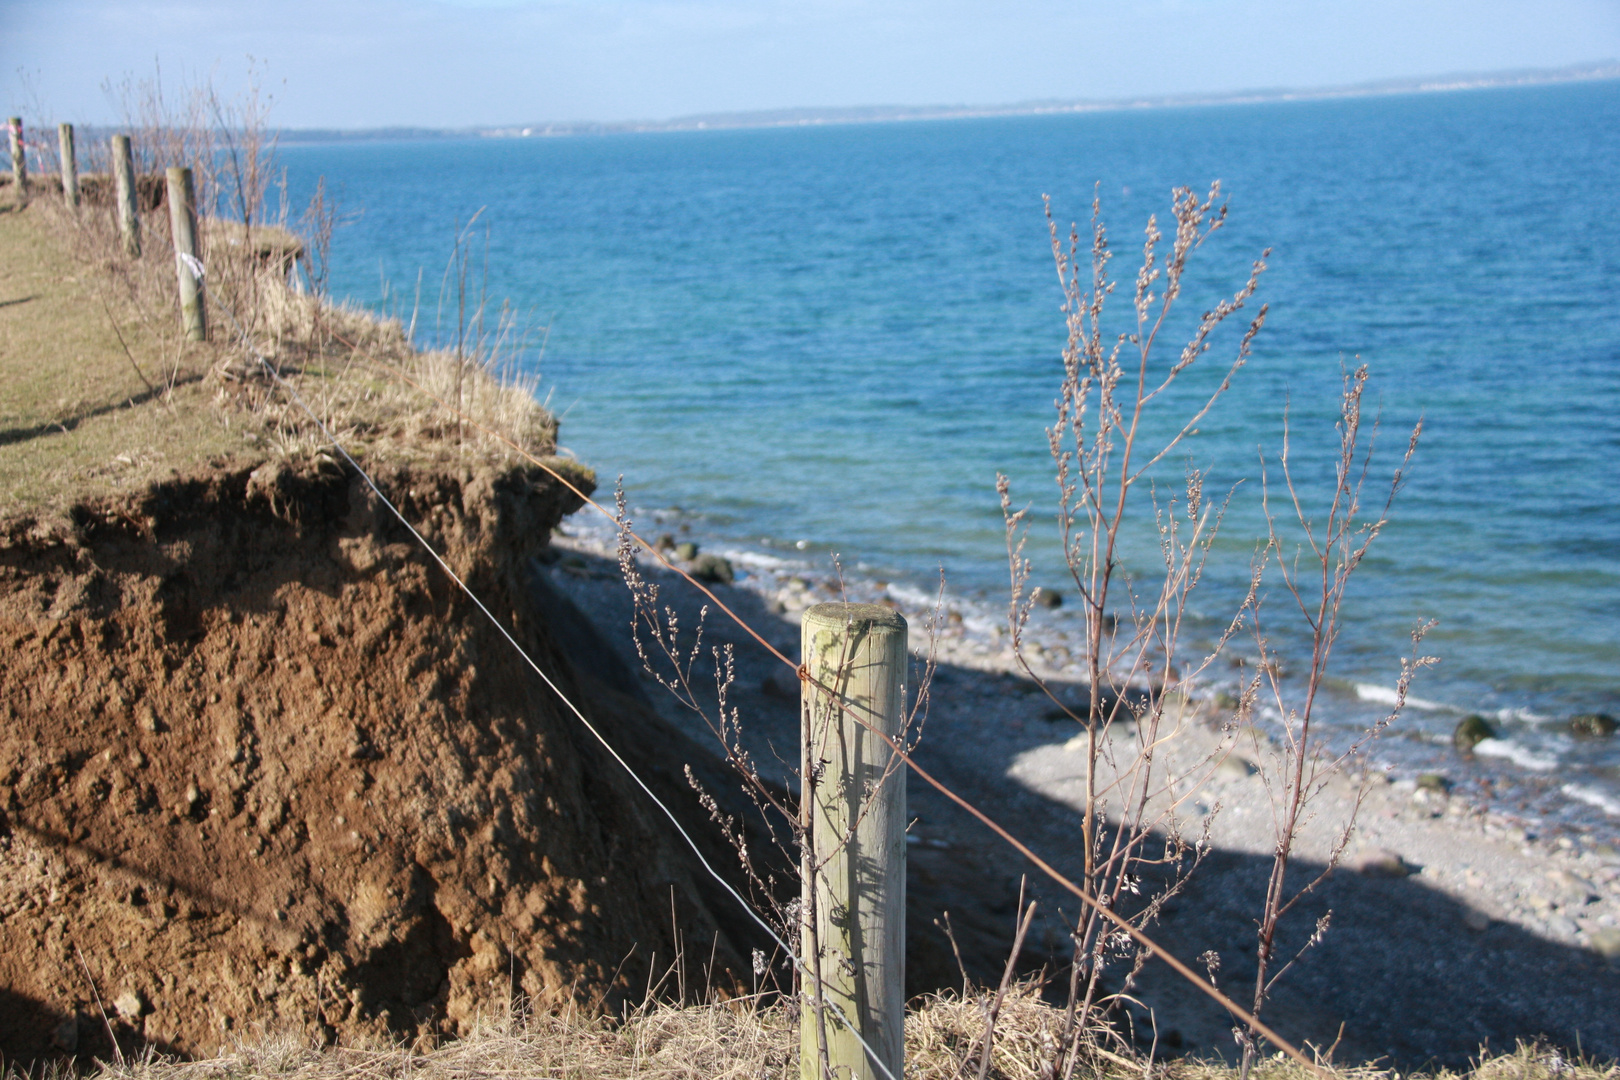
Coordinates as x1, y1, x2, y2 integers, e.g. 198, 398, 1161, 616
537, 542, 1620, 1069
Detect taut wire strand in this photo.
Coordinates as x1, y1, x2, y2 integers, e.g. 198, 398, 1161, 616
199, 281, 899, 1080
330, 330, 1324, 1076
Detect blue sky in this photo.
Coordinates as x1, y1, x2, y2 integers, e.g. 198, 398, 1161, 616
3, 0, 1618, 128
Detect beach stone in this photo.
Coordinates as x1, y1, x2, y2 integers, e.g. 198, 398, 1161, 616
1417, 772, 1452, 794
114, 988, 147, 1018
1035, 588, 1062, 609
1569, 713, 1617, 738
674, 541, 699, 561
1461, 908, 1491, 932
1355, 849, 1411, 878
654, 533, 676, 553
1453, 714, 1497, 753
690, 553, 733, 584
1589, 929, 1620, 960
1217, 754, 1258, 779
1547, 869, 1598, 903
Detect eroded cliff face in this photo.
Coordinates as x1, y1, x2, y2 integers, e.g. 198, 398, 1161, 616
0, 456, 756, 1063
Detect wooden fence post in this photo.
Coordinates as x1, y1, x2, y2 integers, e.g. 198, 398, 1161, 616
165, 166, 206, 341
112, 135, 140, 256
57, 123, 77, 208
800, 602, 907, 1080
7, 118, 25, 205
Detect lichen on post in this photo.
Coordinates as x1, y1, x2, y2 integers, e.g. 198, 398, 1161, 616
800, 601, 907, 1080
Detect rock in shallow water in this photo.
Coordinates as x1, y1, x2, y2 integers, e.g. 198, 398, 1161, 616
1570, 713, 1617, 738
1453, 714, 1497, 753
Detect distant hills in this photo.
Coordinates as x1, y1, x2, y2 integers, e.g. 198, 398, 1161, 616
279, 60, 1620, 143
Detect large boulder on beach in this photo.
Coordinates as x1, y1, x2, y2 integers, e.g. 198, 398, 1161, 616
1570, 713, 1617, 738
1453, 714, 1496, 752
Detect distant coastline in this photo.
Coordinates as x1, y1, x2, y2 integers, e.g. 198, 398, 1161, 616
276, 59, 1620, 143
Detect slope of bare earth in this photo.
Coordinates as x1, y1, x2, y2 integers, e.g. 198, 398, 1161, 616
0, 202, 768, 1065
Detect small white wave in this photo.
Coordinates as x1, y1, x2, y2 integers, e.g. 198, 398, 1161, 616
1352, 683, 1453, 712
885, 582, 940, 610
960, 615, 1002, 636
1473, 737, 1558, 772
720, 549, 800, 571
1561, 783, 1620, 817
1491, 705, 1555, 725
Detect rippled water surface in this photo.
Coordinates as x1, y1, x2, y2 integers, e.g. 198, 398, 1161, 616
279, 79, 1620, 826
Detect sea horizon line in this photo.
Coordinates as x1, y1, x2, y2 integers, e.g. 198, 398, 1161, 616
267, 58, 1620, 144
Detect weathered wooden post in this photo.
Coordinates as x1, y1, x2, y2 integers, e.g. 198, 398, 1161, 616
111, 135, 140, 256
800, 602, 907, 1080
165, 166, 206, 341
57, 123, 78, 208
7, 117, 25, 205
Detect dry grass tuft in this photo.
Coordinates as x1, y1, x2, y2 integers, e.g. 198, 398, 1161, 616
236, 276, 558, 466
29, 998, 1611, 1080
0, 186, 561, 525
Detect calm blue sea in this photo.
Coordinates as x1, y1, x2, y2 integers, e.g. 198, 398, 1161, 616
278, 80, 1620, 831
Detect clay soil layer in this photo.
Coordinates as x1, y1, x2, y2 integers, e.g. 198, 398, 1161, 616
0, 456, 761, 1064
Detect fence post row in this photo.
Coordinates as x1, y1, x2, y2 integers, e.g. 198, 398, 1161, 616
57, 122, 77, 208
111, 135, 141, 257
7, 117, 24, 204
165, 166, 206, 342
800, 602, 907, 1080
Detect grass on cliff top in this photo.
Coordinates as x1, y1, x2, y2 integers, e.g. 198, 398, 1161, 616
0, 196, 570, 527
32, 996, 1616, 1080
0, 202, 237, 520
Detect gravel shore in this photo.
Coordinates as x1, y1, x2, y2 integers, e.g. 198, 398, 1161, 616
540, 523, 1620, 1066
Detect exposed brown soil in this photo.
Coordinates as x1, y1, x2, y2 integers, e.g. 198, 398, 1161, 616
0, 455, 768, 1065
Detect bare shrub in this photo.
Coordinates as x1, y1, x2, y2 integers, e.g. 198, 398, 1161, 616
997, 185, 1425, 1076
615, 506, 941, 1079
995, 183, 1268, 1075
1232, 368, 1430, 1074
